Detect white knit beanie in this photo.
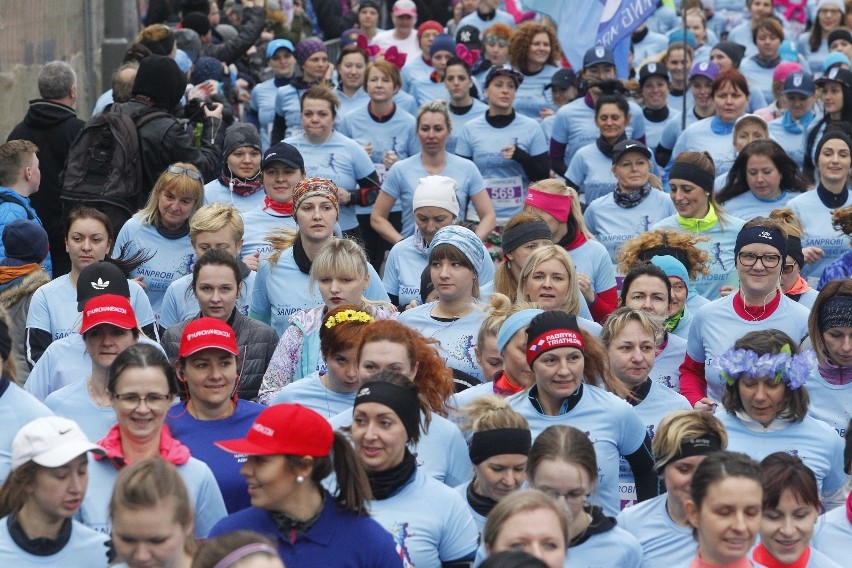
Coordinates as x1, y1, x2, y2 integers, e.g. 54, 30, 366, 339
412, 176, 460, 217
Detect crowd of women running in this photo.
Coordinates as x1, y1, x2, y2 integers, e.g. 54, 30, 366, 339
7, 1, 852, 566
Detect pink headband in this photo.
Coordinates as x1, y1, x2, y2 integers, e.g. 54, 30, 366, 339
212, 543, 279, 568
524, 189, 571, 223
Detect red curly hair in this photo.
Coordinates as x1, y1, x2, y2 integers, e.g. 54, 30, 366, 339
355, 320, 454, 416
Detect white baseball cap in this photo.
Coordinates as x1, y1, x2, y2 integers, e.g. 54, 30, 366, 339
12, 416, 105, 471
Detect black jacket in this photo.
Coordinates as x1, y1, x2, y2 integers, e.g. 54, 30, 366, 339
201, 6, 267, 65
7, 100, 85, 275
115, 99, 225, 196
162, 310, 279, 401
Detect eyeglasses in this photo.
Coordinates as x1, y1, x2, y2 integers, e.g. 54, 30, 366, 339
168, 164, 203, 180
483, 36, 509, 47
737, 252, 781, 268
113, 392, 172, 410
782, 262, 797, 274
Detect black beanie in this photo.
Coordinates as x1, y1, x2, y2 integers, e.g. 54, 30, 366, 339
525, 311, 584, 366
829, 29, 852, 46
712, 41, 746, 68
223, 123, 262, 159
138, 31, 176, 57
132, 55, 188, 111
815, 130, 852, 163
183, 11, 211, 38
787, 235, 805, 269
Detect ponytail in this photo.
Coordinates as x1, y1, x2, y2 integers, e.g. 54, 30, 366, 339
330, 431, 371, 515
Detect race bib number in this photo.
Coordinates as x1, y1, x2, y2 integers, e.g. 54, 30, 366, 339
484, 176, 523, 209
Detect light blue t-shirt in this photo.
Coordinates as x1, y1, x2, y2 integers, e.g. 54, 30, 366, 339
811, 505, 852, 566
739, 56, 778, 104
720, 190, 799, 222
685, 294, 811, 403
337, 102, 419, 216
401, 56, 432, 93
381, 153, 486, 237
768, 114, 810, 169
644, 110, 682, 160
114, 217, 195, 315
409, 77, 451, 106
618, 380, 690, 507
514, 64, 558, 120
507, 384, 648, 517
44, 378, 116, 441
272, 83, 308, 141
568, 523, 644, 568
0, 381, 53, 484
718, 411, 848, 500
249, 247, 388, 334
0, 516, 110, 567
336, 86, 370, 117
397, 302, 489, 382
788, 188, 852, 283
270, 371, 356, 418
367, 470, 479, 568
26, 274, 156, 342
203, 178, 266, 215
25, 334, 166, 402
159, 270, 256, 329
284, 132, 377, 230
567, 143, 619, 205
567, 239, 618, 296
584, 189, 676, 265
250, 78, 281, 150
617, 493, 696, 568
671, 116, 738, 178
806, 371, 852, 438
239, 205, 299, 262
653, 333, 687, 392
455, 112, 548, 222
79, 454, 226, 538
652, 214, 745, 300
447, 100, 489, 154
331, 409, 472, 487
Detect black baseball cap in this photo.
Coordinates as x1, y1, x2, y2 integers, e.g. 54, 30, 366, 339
76, 262, 131, 311
546, 68, 576, 90
611, 140, 652, 164
639, 62, 669, 87
262, 142, 305, 171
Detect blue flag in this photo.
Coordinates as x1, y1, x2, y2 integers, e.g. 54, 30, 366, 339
526, 0, 656, 78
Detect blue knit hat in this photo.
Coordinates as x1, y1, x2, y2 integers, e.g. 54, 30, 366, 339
430, 34, 456, 58
429, 225, 485, 275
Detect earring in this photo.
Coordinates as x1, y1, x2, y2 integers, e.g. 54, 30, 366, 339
296, 475, 305, 483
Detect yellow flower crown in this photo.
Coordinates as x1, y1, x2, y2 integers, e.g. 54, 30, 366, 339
324, 309, 375, 329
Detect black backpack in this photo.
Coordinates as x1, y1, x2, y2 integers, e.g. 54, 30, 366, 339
61, 105, 170, 215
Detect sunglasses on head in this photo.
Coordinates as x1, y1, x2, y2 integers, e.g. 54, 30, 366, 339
168, 164, 203, 180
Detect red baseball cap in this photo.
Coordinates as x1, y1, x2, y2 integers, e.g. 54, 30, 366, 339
179, 317, 239, 358
80, 294, 137, 334
215, 404, 333, 457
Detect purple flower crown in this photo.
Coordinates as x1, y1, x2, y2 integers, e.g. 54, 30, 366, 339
713, 344, 816, 390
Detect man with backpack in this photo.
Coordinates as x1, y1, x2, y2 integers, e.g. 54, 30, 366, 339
62, 54, 225, 231
0, 140, 50, 274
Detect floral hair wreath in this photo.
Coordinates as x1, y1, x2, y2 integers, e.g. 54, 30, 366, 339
324, 309, 375, 329
714, 344, 815, 390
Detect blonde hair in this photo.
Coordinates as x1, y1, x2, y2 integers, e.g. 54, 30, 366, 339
189, 202, 245, 244
517, 245, 582, 315
524, 179, 593, 239
599, 307, 664, 349
770, 207, 805, 238
135, 162, 204, 226
652, 410, 728, 471
459, 395, 529, 436
309, 238, 394, 312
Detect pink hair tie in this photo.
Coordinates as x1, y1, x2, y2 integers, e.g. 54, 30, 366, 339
524, 188, 571, 223
212, 543, 279, 568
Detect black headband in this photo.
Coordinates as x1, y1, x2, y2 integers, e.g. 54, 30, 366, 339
819, 295, 852, 332
786, 236, 804, 269
355, 381, 421, 441
469, 428, 532, 465
735, 225, 787, 259
501, 220, 552, 256
638, 245, 693, 272
655, 434, 723, 474
669, 162, 715, 193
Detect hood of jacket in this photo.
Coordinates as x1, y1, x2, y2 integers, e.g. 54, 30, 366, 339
23, 100, 79, 129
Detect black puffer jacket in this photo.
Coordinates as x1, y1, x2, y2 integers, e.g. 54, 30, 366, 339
7, 100, 85, 275
161, 309, 279, 401
115, 99, 225, 198
201, 6, 267, 65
